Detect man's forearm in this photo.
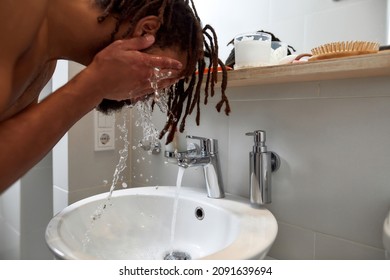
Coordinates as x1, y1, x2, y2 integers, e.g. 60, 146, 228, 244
0, 72, 101, 192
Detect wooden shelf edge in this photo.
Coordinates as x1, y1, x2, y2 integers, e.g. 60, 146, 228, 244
216, 51, 390, 88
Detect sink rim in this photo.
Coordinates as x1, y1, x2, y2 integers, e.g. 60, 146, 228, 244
46, 186, 278, 260
383, 210, 390, 253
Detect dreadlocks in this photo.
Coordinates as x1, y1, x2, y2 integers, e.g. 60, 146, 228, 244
95, 0, 230, 144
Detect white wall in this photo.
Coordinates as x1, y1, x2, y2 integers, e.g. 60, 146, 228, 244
193, 0, 387, 62
0, 181, 20, 259
388, 0, 390, 43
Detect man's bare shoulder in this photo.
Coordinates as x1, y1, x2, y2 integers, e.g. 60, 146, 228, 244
0, 0, 49, 61
0, 0, 49, 113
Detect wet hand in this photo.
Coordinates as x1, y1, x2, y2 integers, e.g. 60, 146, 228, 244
86, 35, 183, 103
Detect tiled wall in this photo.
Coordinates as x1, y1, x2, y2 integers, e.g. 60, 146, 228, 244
0, 181, 20, 259
131, 76, 390, 259
130, 0, 390, 259
0, 81, 54, 260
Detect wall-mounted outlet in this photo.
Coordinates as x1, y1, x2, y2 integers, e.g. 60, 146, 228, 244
94, 110, 115, 151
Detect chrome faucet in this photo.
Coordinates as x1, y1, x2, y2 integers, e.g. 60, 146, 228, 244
164, 135, 225, 198
246, 130, 280, 206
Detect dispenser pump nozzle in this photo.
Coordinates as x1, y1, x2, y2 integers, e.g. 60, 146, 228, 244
246, 130, 267, 152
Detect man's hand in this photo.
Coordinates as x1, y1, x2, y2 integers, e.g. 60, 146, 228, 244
83, 34, 183, 104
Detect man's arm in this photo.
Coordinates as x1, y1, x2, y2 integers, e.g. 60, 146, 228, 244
0, 75, 98, 191
0, 36, 183, 193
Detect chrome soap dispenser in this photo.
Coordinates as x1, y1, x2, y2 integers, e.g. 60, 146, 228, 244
246, 130, 280, 206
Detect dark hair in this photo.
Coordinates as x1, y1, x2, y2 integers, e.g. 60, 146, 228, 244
95, 0, 230, 143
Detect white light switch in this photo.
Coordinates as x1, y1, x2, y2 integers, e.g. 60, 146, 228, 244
94, 110, 115, 151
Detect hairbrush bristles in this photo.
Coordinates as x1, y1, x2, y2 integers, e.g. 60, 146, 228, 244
310, 41, 380, 61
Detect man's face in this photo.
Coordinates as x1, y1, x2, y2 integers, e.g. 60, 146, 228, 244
146, 45, 189, 78
96, 45, 188, 114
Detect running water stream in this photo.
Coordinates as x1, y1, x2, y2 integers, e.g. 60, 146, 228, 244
169, 167, 186, 248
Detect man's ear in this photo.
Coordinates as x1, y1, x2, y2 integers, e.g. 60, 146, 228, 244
133, 16, 161, 37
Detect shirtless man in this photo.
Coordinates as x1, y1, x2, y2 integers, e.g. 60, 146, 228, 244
0, 0, 204, 192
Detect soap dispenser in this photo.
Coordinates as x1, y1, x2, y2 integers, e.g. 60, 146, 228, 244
246, 130, 280, 206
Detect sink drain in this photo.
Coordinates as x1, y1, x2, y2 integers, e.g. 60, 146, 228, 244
195, 207, 205, 220
164, 251, 191, 260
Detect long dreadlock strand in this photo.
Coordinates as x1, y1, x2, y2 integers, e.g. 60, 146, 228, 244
202, 29, 218, 100
179, 72, 197, 132
201, 45, 212, 105
157, 0, 169, 24
166, 81, 188, 143
189, 0, 200, 22
97, 0, 115, 23
215, 59, 230, 115
190, 58, 206, 114
203, 25, 219, 84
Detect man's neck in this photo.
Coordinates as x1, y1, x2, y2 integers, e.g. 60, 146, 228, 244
46, 0, 116, 65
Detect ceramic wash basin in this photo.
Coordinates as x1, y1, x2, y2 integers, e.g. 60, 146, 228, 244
45, 186, 277, 260
384, 210, 390, 259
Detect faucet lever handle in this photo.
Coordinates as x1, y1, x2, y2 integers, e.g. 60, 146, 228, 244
186, 135, 218, 155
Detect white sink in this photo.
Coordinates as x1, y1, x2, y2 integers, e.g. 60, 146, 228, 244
45, 186, 277, 260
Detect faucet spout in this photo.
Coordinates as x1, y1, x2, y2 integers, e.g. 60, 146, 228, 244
164, 136, 225, 198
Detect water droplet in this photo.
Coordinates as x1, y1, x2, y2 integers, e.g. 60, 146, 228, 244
132, 146, 137, 150
122, 182, 128, 188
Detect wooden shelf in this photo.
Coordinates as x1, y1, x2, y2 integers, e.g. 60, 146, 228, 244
219, 51, 390, 88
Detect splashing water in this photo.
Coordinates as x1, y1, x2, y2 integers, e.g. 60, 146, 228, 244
92, 113, 129, 219
82, 111, 129, 250
150, 67, 171, 114
83, 68, 176, 254
134, 67, 176, 150
134, 98, 161, 152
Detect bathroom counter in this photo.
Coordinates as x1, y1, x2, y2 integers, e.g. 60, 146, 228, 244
221, 50, 390, 88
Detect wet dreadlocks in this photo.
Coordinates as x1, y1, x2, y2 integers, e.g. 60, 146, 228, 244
94, 0, 230, 143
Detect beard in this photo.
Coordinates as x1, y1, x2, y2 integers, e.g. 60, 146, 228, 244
95, 99, 133, 115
